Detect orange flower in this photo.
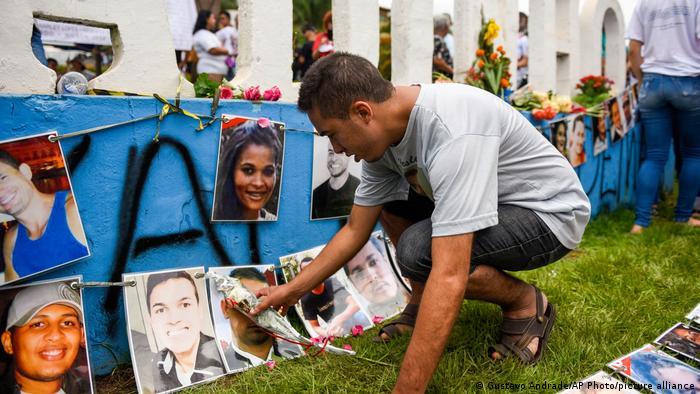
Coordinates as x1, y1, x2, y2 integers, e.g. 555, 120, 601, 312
476, 49, 485, 57
500, 78, 510, 88
490, 52, 498, 60
497, 45, 504, 53
477, 60, 485, 68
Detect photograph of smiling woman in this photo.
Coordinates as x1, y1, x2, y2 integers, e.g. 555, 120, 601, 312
212, 117, 285, 222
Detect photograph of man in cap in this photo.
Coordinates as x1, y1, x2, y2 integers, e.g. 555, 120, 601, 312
0, 135, 89, 283
312, 136, 361, 219
0, 280, 92, 394
211, 266, 303, 372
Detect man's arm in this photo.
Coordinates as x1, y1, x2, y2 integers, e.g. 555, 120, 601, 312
629, 39, 644, 83
3, 226, 18, 281
394, 233, 472, 393
252, 204, 383, 315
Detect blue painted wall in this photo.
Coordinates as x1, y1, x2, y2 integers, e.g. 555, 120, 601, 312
0, 95, 671, 374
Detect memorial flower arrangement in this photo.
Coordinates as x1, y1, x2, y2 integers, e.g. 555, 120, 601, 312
573, 75, 613, 108
510, 89, 582, 120
571, 74, 613, 117
465, 19, 512, 98
194, 73, 281, 102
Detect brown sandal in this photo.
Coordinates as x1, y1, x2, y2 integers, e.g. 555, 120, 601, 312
488, 287, 556, 364
372, 303, 419, 343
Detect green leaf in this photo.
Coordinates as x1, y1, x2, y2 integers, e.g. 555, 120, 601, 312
194, 74, 220, 98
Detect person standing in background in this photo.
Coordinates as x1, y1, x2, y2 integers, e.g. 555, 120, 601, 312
217, 11, 238, 81
192, 10, 230, 84
627, 0, 700, 233
432, 14, 454, 80
312, 11, 334, 61
297, 24, 317, 80
442, 13, 455, 60
517, 12, 529, 88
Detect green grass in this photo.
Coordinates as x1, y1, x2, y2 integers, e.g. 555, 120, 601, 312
98, 204, 700, 393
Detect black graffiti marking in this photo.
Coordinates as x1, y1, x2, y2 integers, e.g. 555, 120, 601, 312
133, 229, 204, 258
65, 135, 91, 172
248, 222, 260, 264
104, 137, 234, 314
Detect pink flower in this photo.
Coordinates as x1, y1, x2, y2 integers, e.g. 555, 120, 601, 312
310, 336, 323, 344
342, 344, 353, 351
243, 85, 261, 100
265, 360, 276, 371
219, 86, 233, 100
263, 86, 282, 101
372, 316, 384, 324
257, 117, 271, 128
351, 325, 364, 337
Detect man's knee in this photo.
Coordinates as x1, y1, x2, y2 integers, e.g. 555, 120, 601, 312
396, 219, 432, 281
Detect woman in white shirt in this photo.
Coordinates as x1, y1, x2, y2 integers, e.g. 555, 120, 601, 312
192, 10, 229, 83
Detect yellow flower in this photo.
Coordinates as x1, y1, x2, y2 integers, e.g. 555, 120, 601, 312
483, 19, 501, 44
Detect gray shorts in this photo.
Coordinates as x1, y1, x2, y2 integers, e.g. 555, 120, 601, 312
391, 203, 571, 283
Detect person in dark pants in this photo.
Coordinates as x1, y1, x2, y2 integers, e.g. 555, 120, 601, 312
253, 53, 590, 392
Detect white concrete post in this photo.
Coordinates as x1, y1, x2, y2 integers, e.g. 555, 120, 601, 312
333, 0, 380, 67
495, 0, 519, 89
579, 0, 626, 92
554, 0, 580, 95
453, 1, 481, 83
231, 0, 295, 101
391, 0, 433, 85
529, 0, 557, 91
0, 0, 194, 97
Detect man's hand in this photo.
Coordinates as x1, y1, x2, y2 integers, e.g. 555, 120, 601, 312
251, 283, 301, 316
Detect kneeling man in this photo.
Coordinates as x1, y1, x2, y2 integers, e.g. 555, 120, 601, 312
254, 53, 590, 392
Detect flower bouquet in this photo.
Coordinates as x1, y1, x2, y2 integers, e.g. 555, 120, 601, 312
465, 18, 512, 98
510, 88, 579, 120
193, 73, 282, 102
572, 75, 613, 116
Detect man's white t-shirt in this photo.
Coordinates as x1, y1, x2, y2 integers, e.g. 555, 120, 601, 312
626, 0, 700, 76
354, 84, 591, 250
193, 29, 228, 75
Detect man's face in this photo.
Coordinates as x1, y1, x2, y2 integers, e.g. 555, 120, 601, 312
676, 328, 700, 345
346, 243, 397, 304
2, 304, 83, 384
226, 278, 270, 347
149, 278, 201, 355
309, 105, 386, 163
326, 141, 350, 177
0, 162, 35, 217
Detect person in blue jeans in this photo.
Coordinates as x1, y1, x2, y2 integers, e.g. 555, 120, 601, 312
627, 0, 700, 233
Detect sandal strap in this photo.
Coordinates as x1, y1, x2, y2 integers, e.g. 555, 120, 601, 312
392, 303, 419, 326
500, 287, 547, 336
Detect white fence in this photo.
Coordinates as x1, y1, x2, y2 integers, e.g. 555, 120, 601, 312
0, 0, 626, 101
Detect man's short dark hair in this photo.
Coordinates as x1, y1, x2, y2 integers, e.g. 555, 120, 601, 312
302, 23, 316, 33
146, 271, 199, 313
230, 267, 267, 284
298, 52, 394, 119
0, 150, 20, 169
220, 10, 231, 19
